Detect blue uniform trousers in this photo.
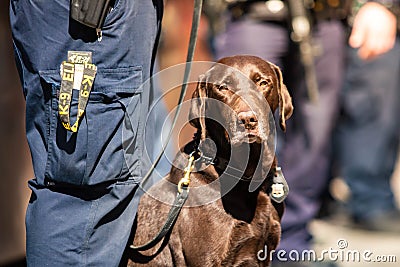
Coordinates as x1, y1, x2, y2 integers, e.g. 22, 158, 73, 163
10, 0, 163, 265
336, 39, 400, 220
215, 18, 346, 252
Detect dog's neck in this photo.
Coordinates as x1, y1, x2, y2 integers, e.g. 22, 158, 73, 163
220, 179, 259, 223
213, 142, 262, 179
192, 129, 270, 182
193, 132, 274, 223
218, 142, 263, 222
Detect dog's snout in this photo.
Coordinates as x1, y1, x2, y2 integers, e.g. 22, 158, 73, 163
238, 111, 258, 129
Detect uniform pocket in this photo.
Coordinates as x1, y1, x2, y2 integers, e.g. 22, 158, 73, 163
342, 87, 379, 126
39, 66, 143, 186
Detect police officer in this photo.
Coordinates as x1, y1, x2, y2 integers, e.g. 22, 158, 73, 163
336, 0, 400, 232
213, 0, 348, 265
10, 0, 163, 266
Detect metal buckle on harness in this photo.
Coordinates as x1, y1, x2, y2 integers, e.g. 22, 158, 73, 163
177, 151, 196, 193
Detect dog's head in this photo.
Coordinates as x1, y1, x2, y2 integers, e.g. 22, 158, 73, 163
189, 55, 293, 147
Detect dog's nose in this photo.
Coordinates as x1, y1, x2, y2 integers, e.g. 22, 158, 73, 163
238, 111, 258, 129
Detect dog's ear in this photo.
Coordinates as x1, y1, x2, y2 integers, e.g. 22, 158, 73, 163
270, 63, 293, 132
189, 74, 207, 140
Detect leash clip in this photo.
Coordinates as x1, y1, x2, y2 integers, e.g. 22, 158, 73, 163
177, 151, 196, 193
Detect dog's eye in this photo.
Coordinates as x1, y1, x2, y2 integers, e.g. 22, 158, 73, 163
259, 78, 272, 89
218, 83, 228, 91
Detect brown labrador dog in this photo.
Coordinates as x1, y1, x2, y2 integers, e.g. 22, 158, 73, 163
127, 55, 293, 267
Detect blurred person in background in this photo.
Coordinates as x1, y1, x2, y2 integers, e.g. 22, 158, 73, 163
336, 0, 400, 232
210, 0, 349, 266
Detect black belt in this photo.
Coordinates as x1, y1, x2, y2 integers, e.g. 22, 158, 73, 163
229, 0, 351, 22
229, 1, 288, 22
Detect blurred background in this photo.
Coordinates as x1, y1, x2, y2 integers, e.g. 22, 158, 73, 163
0, 1, 34, 266
1, 0, 399, 266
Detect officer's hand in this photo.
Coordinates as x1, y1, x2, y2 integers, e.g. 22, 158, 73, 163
349, 2, 397, 60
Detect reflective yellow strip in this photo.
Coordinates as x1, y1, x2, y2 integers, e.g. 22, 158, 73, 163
58, 60, 97, 133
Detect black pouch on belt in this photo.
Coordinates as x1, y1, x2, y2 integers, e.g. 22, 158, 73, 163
70, 0, 111, 29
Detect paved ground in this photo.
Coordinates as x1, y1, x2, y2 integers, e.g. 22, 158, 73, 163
310, 164, 400, 267
311, 219, 400, 267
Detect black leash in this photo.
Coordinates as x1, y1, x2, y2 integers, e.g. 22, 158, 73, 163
131, 152, 196, 251
130, 186, 189, 251
130, 0, 203, 251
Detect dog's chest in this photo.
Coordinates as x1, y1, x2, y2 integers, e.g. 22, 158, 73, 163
178, 193, 273, 266
223, 196, 273, 264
